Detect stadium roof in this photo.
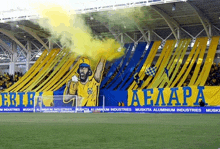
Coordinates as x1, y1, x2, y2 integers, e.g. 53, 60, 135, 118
0, 0, 220, 62
0, 0, 219, 39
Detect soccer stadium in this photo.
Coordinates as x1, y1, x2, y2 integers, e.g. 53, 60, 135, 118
0, 0, 220, 148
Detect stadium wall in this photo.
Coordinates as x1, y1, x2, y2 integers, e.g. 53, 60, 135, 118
0, 85, 220, 113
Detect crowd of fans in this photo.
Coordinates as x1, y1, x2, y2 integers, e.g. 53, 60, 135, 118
0, 62, 219, 92
0, 72, 23, 91
118, 101, 125, 106
182, 63, 220, 86
205, 63, 220, 86
102, 62, 220, 89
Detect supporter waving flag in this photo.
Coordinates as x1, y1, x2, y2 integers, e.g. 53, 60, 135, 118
145, 67, 157, 77
164, 67, 169, 83
165, 68, 169, 79
133, 73, 143, 88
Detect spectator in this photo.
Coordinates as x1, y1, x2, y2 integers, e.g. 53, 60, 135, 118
0, 72, 23, 91
121, 101, 125, 106
199, 100, 205, 107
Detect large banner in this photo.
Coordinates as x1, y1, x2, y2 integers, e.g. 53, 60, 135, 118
0, 92, 41, 112
128, 86, 220, 106
0, 105, 220, 113
63, 57, 106, 106
39, 107, 220, 113
0, 86, 220, 113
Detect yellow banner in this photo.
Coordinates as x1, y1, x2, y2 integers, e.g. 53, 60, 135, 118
0, 92, 53, 107
128, 86, 220, 106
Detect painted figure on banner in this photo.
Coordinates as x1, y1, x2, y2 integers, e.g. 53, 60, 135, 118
64, 57, 106, 106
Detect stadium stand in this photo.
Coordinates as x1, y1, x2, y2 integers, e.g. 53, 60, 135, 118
0, 72, 23, 91
107, 42, 147, 90
118, 42, 154, 90
1, 37, 220, 95
0, 0, 220, 110
103, 43, 134, 89
100, 43, 131, 88
1, 1, 220, 149
101, 37, 220, 89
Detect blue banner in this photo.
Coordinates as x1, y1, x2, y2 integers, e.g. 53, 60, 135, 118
1, 106, 220, 113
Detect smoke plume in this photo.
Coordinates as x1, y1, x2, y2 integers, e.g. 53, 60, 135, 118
33, 4, 125, 68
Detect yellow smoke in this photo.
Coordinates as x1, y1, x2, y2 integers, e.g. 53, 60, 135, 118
34, 4, 124, 67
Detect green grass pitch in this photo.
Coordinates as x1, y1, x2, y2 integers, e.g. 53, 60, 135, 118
0, 113, 219, 149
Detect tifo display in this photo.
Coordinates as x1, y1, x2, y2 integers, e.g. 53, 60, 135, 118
0, 37, 220, 113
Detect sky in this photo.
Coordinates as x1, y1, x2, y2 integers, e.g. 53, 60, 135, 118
0, 0, 144, 11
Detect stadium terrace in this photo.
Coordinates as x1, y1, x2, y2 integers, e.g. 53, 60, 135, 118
1, 0, 220, 148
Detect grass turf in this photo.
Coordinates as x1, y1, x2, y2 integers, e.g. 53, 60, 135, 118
0, 113, 219, 149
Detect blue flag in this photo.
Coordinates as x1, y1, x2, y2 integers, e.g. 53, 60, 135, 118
165, 68, 169, 78
134, 73, 143, 88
